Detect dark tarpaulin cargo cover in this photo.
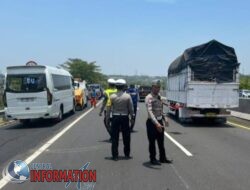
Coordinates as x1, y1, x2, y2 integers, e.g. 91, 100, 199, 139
168, 40, 239, 82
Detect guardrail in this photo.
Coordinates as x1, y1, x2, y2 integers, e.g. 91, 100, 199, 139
0, 109, 4, 115
0, 109, 6, 123
0, 109, 5, 119
231, 98, 250, 114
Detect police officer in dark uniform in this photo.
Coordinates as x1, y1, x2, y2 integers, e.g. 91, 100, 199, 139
126, 84, 139, 131
110, 79, 135, 161
145, 80, 172, 165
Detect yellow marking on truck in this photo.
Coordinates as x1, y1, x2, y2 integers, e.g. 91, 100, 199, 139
227, 121, 250, 131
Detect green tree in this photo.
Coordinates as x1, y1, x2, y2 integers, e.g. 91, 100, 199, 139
240, 74, 250, 89
61, 58, 106, 84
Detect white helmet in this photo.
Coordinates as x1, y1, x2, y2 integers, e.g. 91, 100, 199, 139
116, 79, 126, 86
107, 78, 116, 84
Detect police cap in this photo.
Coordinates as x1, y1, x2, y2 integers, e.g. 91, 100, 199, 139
152, 79, 161, 87
116, 79, 126, 86
107, 78, 116, 84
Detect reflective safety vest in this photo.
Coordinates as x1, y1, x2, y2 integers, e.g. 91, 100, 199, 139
105, 88, 117, 107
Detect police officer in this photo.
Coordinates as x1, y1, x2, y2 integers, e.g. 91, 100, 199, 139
110, 79, 135, 161
126, 84, 139, 131
99, 78, 117, 140
145, 80, 172, 165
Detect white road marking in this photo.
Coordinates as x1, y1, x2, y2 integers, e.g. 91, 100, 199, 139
164, 132, 193, 157
160, 95, 192, 156
227, 121, 250, 131
171, 164, 190, 189
0, 101, 102, 189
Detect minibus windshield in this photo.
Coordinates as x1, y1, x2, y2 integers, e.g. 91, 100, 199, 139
6, 74, 46, 93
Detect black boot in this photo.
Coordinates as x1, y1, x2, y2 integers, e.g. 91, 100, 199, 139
150, 159, 161, 165
160, 158, 173, 164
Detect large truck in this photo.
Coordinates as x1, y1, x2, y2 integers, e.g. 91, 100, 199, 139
166, 40, 240, 122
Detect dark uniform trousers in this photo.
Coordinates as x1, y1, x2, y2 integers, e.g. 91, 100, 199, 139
130, 105, 137, 130
104, 110, 112, 137
133, 105, 137, 118
111, 115, 131, 158
146, 119, 167, 161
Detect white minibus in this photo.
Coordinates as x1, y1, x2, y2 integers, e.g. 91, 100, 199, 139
3, 65, 75, 124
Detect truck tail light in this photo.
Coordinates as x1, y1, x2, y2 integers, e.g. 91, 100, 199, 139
46, 88, 53, 105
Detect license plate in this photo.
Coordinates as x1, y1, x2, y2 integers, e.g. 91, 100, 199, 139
205, 112, 216, 117
20, 98, 34, 102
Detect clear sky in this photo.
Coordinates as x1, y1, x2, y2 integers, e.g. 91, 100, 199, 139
0, 0, 249, 76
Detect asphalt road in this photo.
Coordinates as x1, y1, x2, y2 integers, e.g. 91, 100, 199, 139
0, 102, 250, 190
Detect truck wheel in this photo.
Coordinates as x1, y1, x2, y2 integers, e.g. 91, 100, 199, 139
218, 118, 227, 124
175, 110, 179, 119
81, 98, 85, 110
20, 119, 31, 126
84, 96, 88, 108
175, 110, 185, 123
179, 118, 186, 123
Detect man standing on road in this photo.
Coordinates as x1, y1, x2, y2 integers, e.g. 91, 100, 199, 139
126, 84, 139, 131
90, 87, 97, 108
110, 79, 135, 161
99, 78, 117, 140
145, 80, 172, 165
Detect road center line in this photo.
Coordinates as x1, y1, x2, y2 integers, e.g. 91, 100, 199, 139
164, 131, 193, 157
226, 121, 250, 131
0, 101, 102, 189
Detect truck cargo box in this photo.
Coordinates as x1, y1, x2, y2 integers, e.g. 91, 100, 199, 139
166, 40, 240, 120
168, 40, 239, 83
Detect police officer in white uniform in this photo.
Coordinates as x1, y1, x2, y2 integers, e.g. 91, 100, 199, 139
145, 80, 172, 165
110, 79, 135, 161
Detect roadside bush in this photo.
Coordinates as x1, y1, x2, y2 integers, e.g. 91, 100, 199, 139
0, 94, 3, 110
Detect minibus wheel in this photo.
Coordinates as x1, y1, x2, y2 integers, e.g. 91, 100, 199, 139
71, 100, 76, 114
56, 107, 63, 122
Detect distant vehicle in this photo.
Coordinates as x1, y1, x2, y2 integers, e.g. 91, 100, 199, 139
73, 80, 88, 110
239, 89, 250, 98
87, 83, 103, 99
138, 85, 151, 101
3, 64, 75, 124
166, 40, 240, 122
